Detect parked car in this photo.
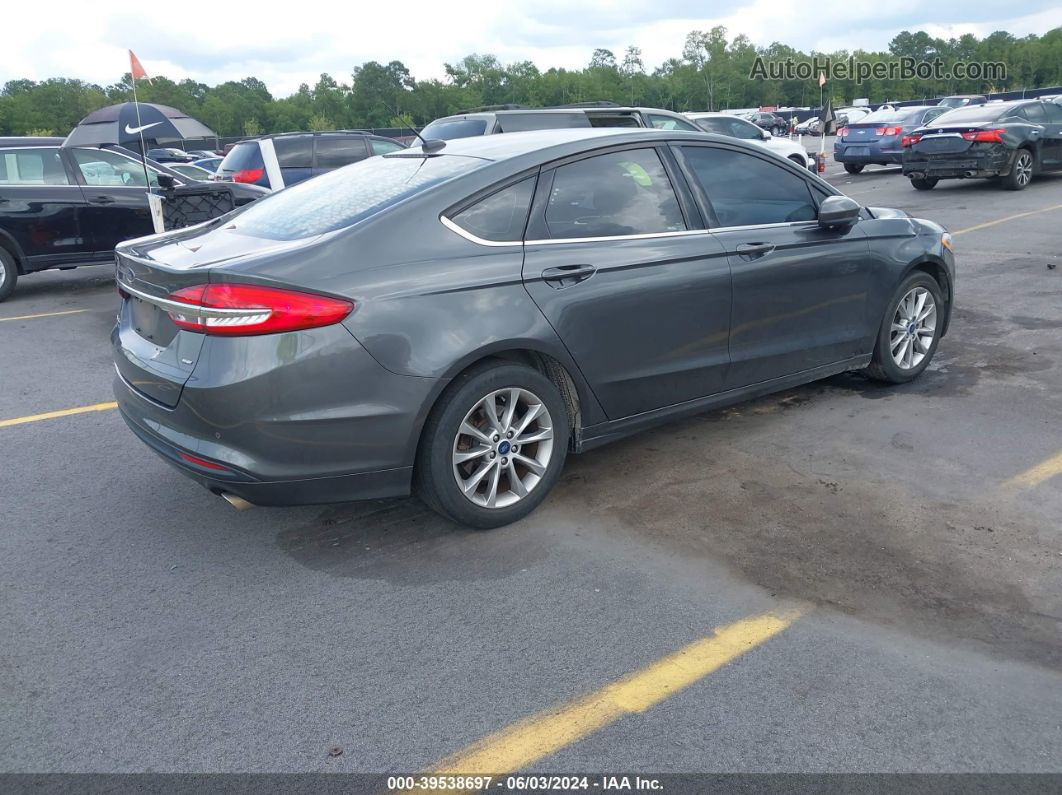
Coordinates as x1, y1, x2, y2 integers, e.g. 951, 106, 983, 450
686, 112, 811, 169
112, 128, 954, 528
901, 99, 1062, 190
746, 112, 789, 135
166, 163, 214, 181
192, 156, 224, 174
937, 95, 988, 109
418, 104, 702, 142
0, 137, 266, 301
186, 149, 220, 159
834, 105, 951, 173
214, 131, 406, 190
146, 147, 197, 163
795, 118, 820, 136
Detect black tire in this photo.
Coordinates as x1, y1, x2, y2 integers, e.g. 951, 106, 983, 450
1001, 149, 1033, 191
0, 248, 18, 302
843, 163, 864, 174
865, 272, 945, 384
415, 361, 570, 529
910, 176, 938, 191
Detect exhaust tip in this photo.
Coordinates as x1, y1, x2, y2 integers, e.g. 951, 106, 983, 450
220, 492, 255, 511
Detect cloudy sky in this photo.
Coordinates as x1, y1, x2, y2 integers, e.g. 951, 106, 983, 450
8, 0, 1061, 96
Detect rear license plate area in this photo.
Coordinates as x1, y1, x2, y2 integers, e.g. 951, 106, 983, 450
131, 295, 176, 345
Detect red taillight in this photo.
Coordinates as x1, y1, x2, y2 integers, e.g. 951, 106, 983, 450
880, 126, 903, 136
961, 129, 1005, 143
901, 134, 922, 148
838, 127, 848, 138
178, 451, 232, 472
232, 168, 264, 183
165, 284, 354, 336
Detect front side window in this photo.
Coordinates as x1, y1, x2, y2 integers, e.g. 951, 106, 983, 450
544, 148, 686, 239
0, 148, 69, 185
315, 136, 368, 169
72, 148, 157, 187
450, 177, 535, 242
680, 146, 817, 227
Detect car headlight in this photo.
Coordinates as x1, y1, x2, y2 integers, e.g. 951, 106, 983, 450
941, 232, 954, 252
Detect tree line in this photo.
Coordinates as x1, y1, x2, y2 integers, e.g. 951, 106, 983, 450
2, 27, 1060, 137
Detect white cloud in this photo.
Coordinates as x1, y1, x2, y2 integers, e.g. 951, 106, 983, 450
4, 0, 1060, 96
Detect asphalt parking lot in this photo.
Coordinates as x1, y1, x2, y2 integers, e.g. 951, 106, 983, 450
2, 152, 1061, 779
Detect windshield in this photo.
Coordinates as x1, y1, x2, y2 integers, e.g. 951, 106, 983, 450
932, 105, 1009, 125
230, 154, 484, 240
419, 119, 489, 141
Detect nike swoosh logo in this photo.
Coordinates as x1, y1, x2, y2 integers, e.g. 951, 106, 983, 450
124, 122, 162, 135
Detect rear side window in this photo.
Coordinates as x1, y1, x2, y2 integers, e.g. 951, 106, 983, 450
231, 154, 484, 241
371, 139, 405, 155
1044, 103, 1062, 122
587, 114, 642, 128
0, 148, 69, 185
1020, 103, 1046, 123
648, 113, 699, 131
273, 135, 313, 168
544, 148, 686, 239
680, 146, 816, 227
314, 136, 368, 169
419, 119, 488, 141
450, 177, 535, 242
497, 113, 591, 133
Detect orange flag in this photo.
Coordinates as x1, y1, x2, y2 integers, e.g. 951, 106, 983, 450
129, 50, 149, 81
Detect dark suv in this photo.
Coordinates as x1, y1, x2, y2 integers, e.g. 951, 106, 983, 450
418, 104, 702, 141
746, 112, 789, 135
0, 138, 265, 301
215, 131, 406, 190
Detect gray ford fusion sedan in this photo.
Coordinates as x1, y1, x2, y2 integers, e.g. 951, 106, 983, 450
113, 128, 955, 528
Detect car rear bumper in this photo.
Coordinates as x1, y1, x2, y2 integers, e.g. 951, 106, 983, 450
112, 324, 440, 506
833, 143, 903, 165
902, 148, 1011, 179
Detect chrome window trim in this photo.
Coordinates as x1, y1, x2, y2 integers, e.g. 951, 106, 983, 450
440, 214, 822, 247
439, 215, 521, 247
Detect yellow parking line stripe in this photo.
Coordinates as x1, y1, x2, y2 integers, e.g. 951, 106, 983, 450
0, 402, 118, 428
952, 203, 1062, 236
1004, 450, 1062, 490
422, 610, 802, 782
0, 309, 88, 322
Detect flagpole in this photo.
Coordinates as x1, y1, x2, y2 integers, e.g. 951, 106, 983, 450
129, 61, 152, 189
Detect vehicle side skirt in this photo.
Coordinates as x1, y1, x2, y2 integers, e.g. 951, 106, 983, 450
575, 354, 872, 453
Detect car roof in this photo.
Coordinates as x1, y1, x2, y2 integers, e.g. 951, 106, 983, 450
395, 127, 721, 163
0, 136, 66, 147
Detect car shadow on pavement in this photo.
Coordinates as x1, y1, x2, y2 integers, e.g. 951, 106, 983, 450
275, 497, 550, 584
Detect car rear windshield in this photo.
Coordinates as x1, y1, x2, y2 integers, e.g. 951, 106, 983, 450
932, 105, 1009, 125
218, 142, 264, 174
230, 154, 483, 240
419, 119, 489, 141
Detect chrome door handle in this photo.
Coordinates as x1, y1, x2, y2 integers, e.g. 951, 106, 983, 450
735, 242, 775, 259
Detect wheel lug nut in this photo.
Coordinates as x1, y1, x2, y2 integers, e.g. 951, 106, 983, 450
506, 430, 514, 438
490, 452, 496, 459
493, 434, 500, 442
502, 458, 508, 466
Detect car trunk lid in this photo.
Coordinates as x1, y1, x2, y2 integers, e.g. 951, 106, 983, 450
114, 227, 309, 407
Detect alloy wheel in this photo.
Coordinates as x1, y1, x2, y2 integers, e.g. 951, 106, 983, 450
452, 387, 555, 509
890, 287, 937, 370
1015, 152, 1032, 187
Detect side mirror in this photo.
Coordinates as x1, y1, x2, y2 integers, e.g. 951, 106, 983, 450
818, 195, 861, 229
156, 174, 176, 190
761, 129, 772, 140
